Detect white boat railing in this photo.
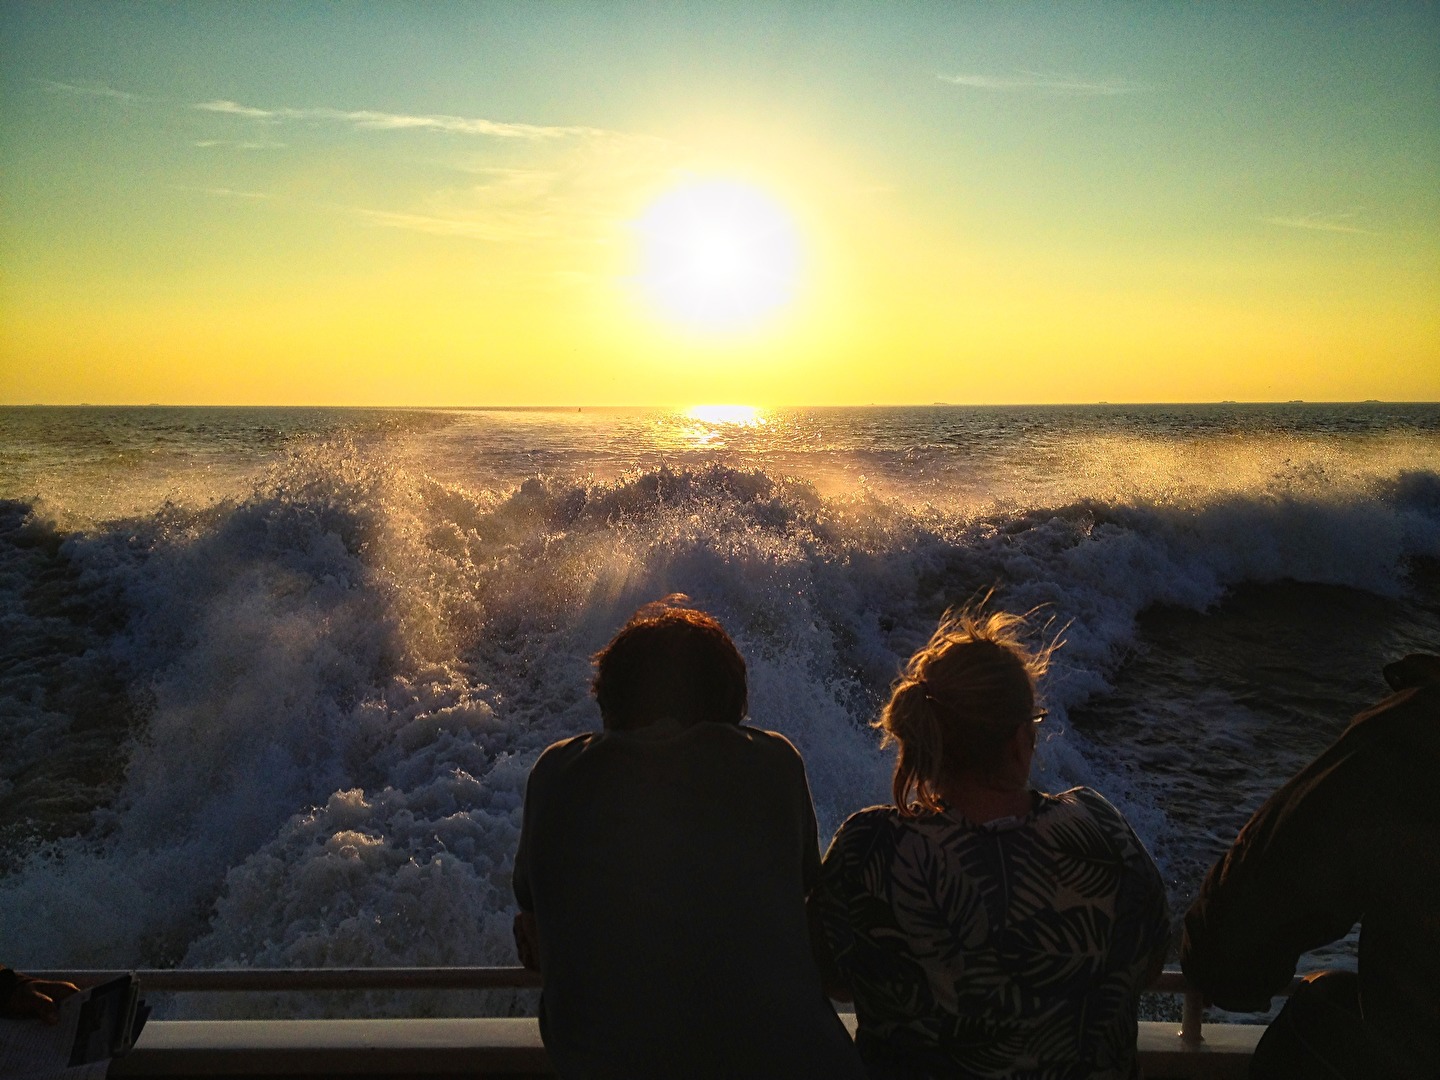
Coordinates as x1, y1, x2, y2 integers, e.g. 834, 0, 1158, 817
30, 966, 543, 993
31, 966, 1295, 1046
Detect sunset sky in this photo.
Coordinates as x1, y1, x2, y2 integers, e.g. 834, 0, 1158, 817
2, 2, 1437, 406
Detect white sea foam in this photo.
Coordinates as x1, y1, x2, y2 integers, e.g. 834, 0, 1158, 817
0, 421, 1437, 1016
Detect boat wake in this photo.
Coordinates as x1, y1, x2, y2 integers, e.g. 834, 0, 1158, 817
2, 443, 1437, 1015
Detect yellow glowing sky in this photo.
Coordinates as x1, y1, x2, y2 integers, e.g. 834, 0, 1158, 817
1, 5, 1437, 405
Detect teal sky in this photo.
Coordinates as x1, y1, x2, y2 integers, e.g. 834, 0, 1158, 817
2, 2, 1437, 405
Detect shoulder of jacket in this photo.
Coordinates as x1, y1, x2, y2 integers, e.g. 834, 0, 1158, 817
733, 724, 807, 762
834, 804, 905, 841
1063, 785, 1117, 812
531, 732, 598, 772
739, 723, 796, 747
1053, 787, 1140, 840
1349, 682, 1440, 740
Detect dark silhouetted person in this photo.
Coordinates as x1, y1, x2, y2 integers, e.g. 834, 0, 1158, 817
511, 597, 865, 1080
1182, 653, 1440, 1079
811, 606, 1169, 1080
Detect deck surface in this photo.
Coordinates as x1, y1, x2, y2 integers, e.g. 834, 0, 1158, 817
108, 1016, 1264, 1079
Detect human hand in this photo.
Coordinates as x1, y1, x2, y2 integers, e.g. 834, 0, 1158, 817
4, 977, 80, 1025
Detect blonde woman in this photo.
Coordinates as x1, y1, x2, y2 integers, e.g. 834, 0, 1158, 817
810, 607, 1169, 1080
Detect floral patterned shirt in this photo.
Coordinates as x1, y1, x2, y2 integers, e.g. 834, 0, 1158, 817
813, 788, 1169, 1080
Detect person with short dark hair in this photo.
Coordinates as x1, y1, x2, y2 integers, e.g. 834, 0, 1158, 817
811, 606, 1169, 1080
512, 596, 865, 1080
589, 600, 749, 731
1181, 653, 1440, 1080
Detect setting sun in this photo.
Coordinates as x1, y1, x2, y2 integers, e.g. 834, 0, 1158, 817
634, 180, 801, 333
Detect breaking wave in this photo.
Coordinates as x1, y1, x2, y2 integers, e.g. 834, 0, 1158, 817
1, 438, 1438, 1015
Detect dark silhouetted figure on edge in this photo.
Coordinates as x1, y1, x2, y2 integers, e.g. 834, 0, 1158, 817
1182, 653, 1440, 1079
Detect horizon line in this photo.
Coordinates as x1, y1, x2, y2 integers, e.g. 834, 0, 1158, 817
1, 399, 1433, 409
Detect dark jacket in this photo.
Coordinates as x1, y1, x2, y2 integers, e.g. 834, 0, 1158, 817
1181, 683, 1440, 1076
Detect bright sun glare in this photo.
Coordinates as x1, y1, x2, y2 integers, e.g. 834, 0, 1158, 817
635, 180, 800, 332
686, 404, 764, 426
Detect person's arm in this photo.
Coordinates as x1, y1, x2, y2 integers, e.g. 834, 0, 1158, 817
791, 746, 823, 898
806, 891, 853, 1001
1121, 828, 1171, 989
511, 747, 550, 974
778, 736, 852, 1000
1078, 790, 1171, 990
808, 813, 867, 1003
0, 967, 79, 1025
1138, 869, 1171, 991
512, 912, 541, 972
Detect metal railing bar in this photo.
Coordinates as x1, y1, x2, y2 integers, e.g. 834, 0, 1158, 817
28, 966, 543, 992
30, 965, 1298, 997
30, 965, 1304, 1048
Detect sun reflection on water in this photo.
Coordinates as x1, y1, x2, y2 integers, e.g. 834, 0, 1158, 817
686, 405, 765, 427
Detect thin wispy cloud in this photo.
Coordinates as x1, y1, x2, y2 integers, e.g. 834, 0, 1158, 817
174, 185, 271, 201
34, 79, 608, 142
194, 100, 274, 119
193, 139, 286, 150
37, 79, 138, 102
1263, 212, 1375, 235
348, 169, 604, 244
349, 207, 530, 243
182, 94, 678, 251
194, 100, 603, 140
345, 135, 681, 249
938, 72, 1141, 96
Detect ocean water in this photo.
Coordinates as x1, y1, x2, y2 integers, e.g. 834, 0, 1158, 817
1, 403, 1438, 1018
